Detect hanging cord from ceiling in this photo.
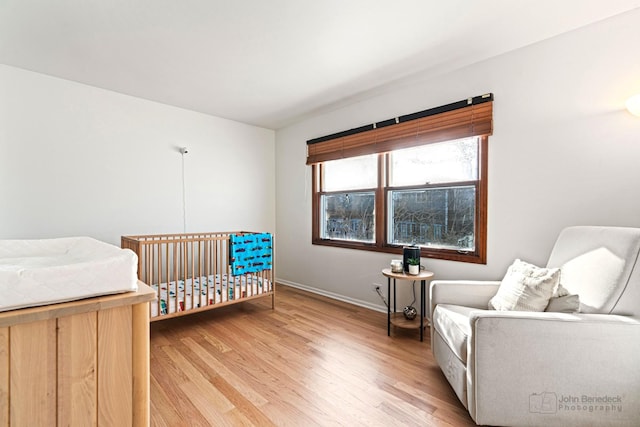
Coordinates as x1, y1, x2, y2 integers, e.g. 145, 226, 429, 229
180, 147, 188, 233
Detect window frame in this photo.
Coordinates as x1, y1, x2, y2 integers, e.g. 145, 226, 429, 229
311, 136, 488, 264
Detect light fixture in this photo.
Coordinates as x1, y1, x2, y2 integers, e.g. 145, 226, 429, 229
626, 94, 640, 117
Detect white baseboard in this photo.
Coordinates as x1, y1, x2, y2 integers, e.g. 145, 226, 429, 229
275, 278, 387, 314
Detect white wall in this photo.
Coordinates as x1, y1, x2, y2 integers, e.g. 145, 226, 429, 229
275, 9, 640, 311
0, 65, 276, 246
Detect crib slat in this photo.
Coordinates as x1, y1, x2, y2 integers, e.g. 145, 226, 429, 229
183, 242, 186, 311
191, 240, 195, 312
152, 243, 162, 313
205, 240, 211, 307
173, 241, 178, 314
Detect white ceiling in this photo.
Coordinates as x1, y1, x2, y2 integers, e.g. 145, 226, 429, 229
1, 1, 639, 129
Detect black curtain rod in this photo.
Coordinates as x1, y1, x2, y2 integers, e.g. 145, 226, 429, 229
307, 93, 493, 145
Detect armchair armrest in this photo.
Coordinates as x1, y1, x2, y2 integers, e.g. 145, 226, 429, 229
467, 311, 640, 425
429, 280, 500, 319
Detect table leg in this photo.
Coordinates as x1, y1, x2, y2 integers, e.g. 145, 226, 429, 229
387, 276, 391, 336
393, 279, 397, 314
420, 280, 425, 342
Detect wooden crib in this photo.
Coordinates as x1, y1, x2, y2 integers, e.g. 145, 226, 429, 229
121, 232, 275, 321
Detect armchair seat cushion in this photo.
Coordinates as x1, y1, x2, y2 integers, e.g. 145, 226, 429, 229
432, 304, 478, 363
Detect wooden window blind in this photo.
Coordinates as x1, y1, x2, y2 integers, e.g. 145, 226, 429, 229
306, 94, 493, 165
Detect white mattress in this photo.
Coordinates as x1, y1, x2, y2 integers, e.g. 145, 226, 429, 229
0, 236, 138, 312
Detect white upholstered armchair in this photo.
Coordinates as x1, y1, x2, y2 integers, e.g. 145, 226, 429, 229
430, 226, 640, 426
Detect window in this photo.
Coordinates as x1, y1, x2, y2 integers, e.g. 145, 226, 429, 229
319, 154, 377, 243
388, 138, 478, 251
308, 95, 492, 264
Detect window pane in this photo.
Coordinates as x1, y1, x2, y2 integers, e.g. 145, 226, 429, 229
389, 186, 475, 250
321, 192, 375, 242
390, 138, 478, 186
323, 154, 377, 191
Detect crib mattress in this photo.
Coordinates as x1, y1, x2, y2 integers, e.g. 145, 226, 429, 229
151, 274, 270, 317
0, 236, 138, 312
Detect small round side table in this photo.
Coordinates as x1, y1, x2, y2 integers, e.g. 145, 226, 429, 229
382, 268, 435, 341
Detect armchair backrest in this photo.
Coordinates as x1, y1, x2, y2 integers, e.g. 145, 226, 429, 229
546, 226, 640, 316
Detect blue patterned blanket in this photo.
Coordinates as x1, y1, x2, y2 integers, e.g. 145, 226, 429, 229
230, 233, 273, 275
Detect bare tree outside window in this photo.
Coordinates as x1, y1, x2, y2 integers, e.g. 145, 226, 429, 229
322, 192, 375, 242
390, 187, 475, 250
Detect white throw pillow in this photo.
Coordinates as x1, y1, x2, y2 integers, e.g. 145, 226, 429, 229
488, 259, 560, 311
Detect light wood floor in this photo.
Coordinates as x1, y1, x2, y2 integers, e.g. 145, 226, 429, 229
150, 284, 476, 427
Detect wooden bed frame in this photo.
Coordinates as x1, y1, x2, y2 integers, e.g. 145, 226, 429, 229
0, 282, 155, 426
121, 231, 275, 321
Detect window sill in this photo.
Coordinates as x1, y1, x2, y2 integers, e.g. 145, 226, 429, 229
311, 239, 486, 264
